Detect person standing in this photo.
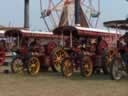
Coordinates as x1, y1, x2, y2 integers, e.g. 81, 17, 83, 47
96, 36, 108, 55
121, 32, 128, 64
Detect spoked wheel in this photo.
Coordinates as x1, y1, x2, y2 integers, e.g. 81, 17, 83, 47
61, 58, 73, 77
111, 57, 123, 80
102, 56, 112, 74
28, 57, 40, 75
103, 48, 118, 74
11, 57, 24, 74
81, 56, 93, 78
52, 48, 68, 72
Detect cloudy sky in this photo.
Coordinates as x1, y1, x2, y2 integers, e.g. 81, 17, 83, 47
0, 0, 128, 31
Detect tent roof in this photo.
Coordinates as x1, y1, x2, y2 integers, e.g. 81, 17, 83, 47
104, 20, 128, 30
53, 26, 78, 36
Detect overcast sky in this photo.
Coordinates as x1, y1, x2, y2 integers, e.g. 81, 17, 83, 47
0, 0, 128, 31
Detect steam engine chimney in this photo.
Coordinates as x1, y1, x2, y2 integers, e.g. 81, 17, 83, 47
24, 0, 29, 29
75, 0, 80, 26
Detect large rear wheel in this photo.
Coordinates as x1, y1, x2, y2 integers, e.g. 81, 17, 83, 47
81, 56, 93, 78
102, 56, 112, 74
11, 57, 24, 74
28, 57, 40, 75
61, 58, 73, 77
111, 57, 123, 80
52, 48, 68, 72
102, 48, 118, 74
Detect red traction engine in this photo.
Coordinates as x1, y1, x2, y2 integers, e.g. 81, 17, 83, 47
104, 20, 128, 80
4, 29, 41, 75
4, 29, 63, 75
50, 26, 93, 78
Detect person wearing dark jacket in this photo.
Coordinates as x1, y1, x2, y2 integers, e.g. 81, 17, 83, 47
121, 32, 128, 64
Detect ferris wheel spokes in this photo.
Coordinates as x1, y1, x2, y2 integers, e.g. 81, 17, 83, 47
40, 0, 101, 30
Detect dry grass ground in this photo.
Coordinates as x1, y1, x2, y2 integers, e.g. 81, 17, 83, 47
0, 71, 127, 96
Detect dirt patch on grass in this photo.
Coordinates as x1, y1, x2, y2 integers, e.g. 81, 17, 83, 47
0, 72, 127, 96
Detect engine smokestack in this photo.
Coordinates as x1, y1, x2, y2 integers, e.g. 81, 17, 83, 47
75, 0, 80, 26
24, 0, 29, 29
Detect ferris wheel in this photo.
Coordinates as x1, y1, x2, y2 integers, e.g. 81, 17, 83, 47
40, 0, 100, 31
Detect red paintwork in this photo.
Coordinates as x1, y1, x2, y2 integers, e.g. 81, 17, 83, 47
20, 45, 29, 55
78, 29, 118, 37
0, 48, 5, 65
97, 40, 108, 55
78, 29, 120, 47
21, 32, 68, 39
47, 41, 57, 55
124, 46, 128, 52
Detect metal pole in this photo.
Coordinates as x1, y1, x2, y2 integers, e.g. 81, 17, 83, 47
115, 24, 119, 47
75, 0, 80, 26
62, 32, 64, 47
24, 0, 29, 29
17, 35, 20, 49
70, 31, 72, 48
42, 18, 50, 31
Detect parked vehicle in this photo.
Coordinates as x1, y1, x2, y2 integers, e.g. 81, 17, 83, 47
52, 26, 120, 78
4, 28, 63, 75
104, 20, 128, 80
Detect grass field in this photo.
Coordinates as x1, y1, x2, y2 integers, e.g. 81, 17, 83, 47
0, 71, 127, 96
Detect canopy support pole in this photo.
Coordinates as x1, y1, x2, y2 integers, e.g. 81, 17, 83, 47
70, 31, 72, 48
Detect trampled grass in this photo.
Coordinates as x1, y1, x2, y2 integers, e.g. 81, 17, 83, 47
0, 72, 127, 96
